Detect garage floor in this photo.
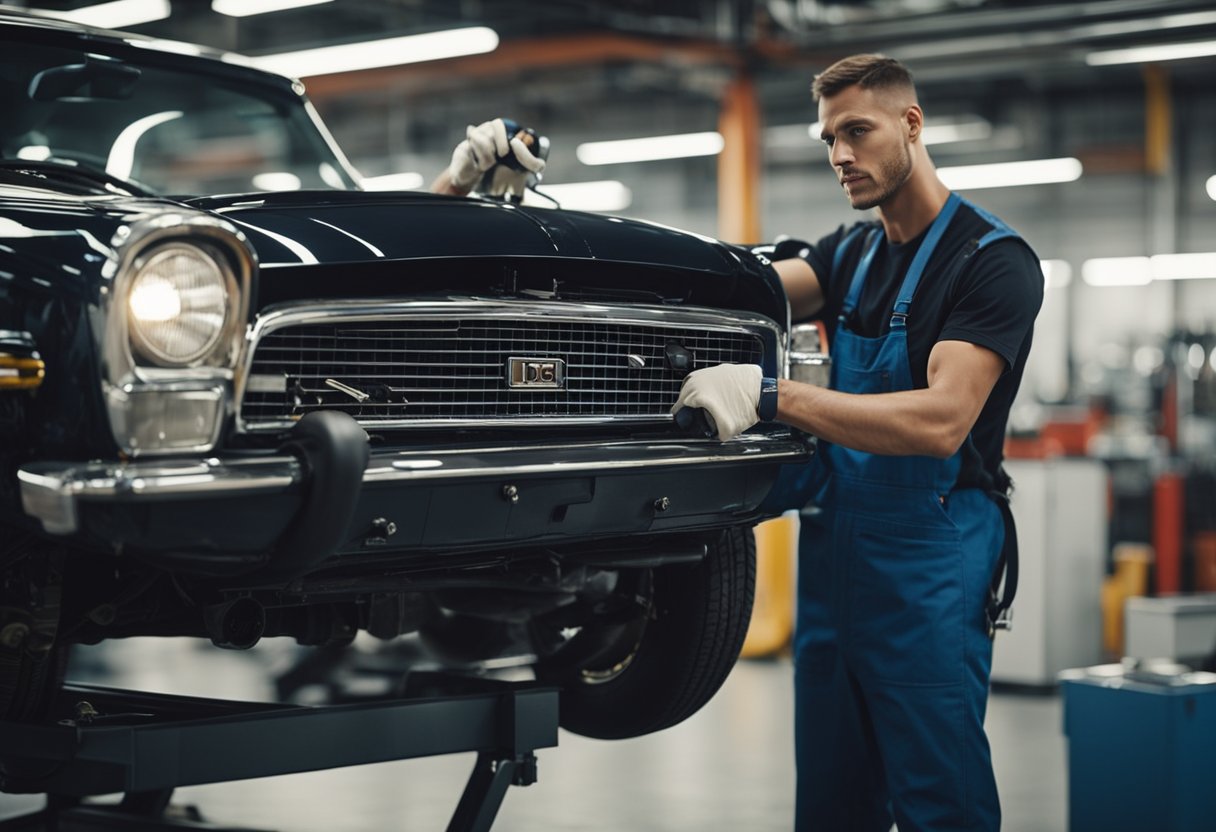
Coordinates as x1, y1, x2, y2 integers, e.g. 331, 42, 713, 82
0, 639, 1068, 831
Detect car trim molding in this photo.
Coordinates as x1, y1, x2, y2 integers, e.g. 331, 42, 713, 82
17, 432, 807, 535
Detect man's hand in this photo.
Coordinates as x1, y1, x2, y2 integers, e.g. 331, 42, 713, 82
448, 118, 509, 189
482, 132, 546, 199
671, 364, 762, 440
445, 118, 546, 197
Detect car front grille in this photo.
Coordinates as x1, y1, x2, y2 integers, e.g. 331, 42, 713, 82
238, 304, 768, 430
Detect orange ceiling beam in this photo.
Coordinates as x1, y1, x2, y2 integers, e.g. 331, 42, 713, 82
303, 33, 748, 99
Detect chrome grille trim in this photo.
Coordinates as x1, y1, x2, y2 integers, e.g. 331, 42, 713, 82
236, 298, 783, 432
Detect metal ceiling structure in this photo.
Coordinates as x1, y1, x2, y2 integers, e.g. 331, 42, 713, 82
9, 1, 1215, 243
12, 0, 1216, 79
13, 1, 1216, 149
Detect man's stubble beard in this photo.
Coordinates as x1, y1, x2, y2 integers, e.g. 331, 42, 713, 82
852, 141, 914, 212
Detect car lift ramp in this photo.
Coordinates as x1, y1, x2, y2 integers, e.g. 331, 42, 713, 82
0, 675, 559, 832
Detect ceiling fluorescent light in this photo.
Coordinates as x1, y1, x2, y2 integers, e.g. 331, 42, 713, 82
213, 0, 333, 17
921, 119, 993, 145
1087, 40, 1216, 66
1040, 259, 1072, 289
361, 172, 425, 191
767, 124, 819, 150
805, 117, 992, 147
44, 0, 171, 28
524, 180, 632, 212
1207, 175, 1216, 201
1082, 257, 1152, 287
253, 27, 499, 78
938, 157, 1082, 190
17, 145, 52, 161
251, 172, 302, 191
1151, 252, 1216, 281
577, 132, 724, 166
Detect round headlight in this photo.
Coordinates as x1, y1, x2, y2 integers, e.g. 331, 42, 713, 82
127, 244, 230, 366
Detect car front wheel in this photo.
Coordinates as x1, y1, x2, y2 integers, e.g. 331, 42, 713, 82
539, 525, 756, 740
0, 551, 66, 723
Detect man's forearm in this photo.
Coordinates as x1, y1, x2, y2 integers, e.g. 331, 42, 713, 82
430, 169, 471, 196
775, 379, 966, 458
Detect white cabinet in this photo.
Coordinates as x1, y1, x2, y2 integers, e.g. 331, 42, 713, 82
991, 459, 1108, 686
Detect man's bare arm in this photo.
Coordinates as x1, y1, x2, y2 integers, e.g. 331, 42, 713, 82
774, 257, 826, 321
429, 168, 471, 196
775, 339, 1005, 457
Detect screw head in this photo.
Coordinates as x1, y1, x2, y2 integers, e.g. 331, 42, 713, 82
372, 517, 398, 536
502, 484, 520, 504
653, 497, 671, 512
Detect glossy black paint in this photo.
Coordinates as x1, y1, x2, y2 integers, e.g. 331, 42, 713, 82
195, 191, 787, 322
193, 191, 733, 271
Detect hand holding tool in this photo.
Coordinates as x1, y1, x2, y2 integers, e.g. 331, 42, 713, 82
674, 405, 717, 438
447, 118, 510, 189
477, 117, 548, 201
671, 363, 762, 440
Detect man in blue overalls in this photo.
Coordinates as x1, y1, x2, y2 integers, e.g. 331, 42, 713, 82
672, 55, 1044, 830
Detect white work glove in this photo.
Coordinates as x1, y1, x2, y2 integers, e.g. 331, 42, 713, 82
448, 118, 508, 189
671, 364, 762, 441
447, 118, 546, 195
483, 135, 546, 199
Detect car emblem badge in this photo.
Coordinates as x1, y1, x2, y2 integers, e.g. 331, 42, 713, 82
507, 357, 565, 389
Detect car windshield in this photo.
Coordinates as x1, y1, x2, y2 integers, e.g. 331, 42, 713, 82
0, 39, 356, 197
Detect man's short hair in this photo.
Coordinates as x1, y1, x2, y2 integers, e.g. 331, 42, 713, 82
811, 54, 915, 102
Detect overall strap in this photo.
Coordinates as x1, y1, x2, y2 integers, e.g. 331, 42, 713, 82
961, 195, 1022, 249
831, 224, 869, 278
954, 196, 1026, 636
986, 488, 1019, 637
839, 229, 882, 322
890, 192, 961, 329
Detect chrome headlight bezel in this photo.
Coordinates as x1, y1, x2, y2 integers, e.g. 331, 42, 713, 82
98, 214, 256, 457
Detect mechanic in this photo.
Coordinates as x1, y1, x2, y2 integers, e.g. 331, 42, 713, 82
672, 54, 1043, 831
430, 117, 545, 198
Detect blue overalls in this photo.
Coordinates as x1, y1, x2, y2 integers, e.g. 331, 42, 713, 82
793, 193, 1006, 831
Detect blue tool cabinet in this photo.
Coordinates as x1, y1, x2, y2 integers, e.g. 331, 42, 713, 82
1061, 664, 1216, 832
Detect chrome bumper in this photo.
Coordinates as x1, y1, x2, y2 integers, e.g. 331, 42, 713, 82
19, 434, 808, 536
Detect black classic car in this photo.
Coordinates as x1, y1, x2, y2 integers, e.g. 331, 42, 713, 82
0, 11, 807, 741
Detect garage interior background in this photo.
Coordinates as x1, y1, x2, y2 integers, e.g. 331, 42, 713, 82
20, 0, 1216, 421
6, 1, 1216, 830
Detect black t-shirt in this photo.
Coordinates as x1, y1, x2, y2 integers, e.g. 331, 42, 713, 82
788, 199, 1043, 491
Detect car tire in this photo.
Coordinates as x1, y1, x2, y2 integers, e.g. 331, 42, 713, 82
544, 525, 756, 740
0, 641, 67, 723
0, 555, 67, 723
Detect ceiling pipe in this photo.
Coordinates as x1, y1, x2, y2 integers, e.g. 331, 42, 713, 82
763, 0, 1216, 48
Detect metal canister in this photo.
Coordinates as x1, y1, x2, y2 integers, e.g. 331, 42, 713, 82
789, 322, 830, 388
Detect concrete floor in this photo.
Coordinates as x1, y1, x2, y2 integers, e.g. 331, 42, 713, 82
0, 638, 1068, 831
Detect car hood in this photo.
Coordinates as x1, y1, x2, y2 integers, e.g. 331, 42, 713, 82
0, 185, 777, 314
186, 190, 740, 274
